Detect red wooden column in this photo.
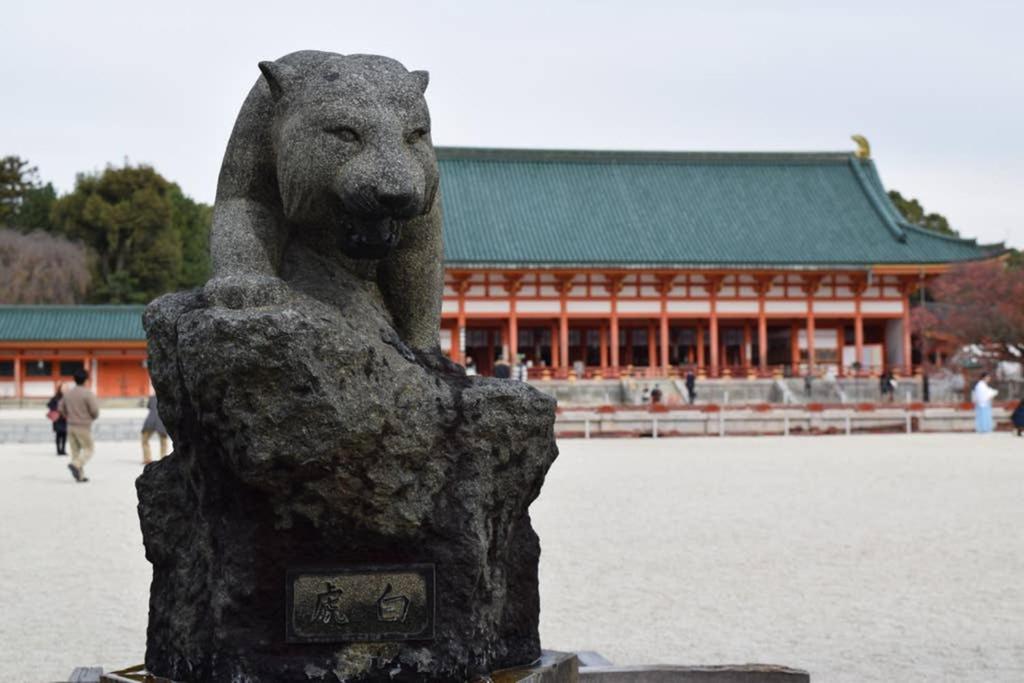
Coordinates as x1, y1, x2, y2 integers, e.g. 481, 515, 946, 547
658, 275, 672, 371
709, 310, 719, 377
790, 322, 800, 370
14, 351, 23, 400
507, 316, 517, 362
801, 275, 823, 375
557, 274, 573, 372
755, 276, 772, 374
854, 313, 864, 374
806, 313, 816, 375
705, 275, 723, 377
605, 275, 624, 370
550, 321, 560, 369
559, 316, 569, 370
503, 275, 523, 363
452, 273, 470, 365
852, 276, 866, 375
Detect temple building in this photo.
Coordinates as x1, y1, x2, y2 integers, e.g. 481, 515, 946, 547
0, 306, 148, 399
0, 145, 1000, 399
435, 146, 997, 378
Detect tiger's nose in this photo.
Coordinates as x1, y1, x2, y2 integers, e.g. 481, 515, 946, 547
374, 188, 418, 216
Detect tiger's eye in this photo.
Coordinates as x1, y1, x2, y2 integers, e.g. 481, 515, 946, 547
406, 128, 429, 144
326, 127, 360, 143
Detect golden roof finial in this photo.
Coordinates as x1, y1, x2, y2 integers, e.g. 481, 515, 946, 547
851, 134, 870, 159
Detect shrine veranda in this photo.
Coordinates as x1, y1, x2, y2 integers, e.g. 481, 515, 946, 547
435, 147, 997, 379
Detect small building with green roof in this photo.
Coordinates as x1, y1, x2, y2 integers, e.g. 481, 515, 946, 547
0, 306, 148, 399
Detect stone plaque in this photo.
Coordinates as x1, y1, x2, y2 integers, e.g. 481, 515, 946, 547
285, 564, 435, 643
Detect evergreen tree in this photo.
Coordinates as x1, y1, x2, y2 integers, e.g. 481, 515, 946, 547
0, 155, 43, 225
51, 164, 211, 303
887, 190, 958, 236
9, 182, 57, 231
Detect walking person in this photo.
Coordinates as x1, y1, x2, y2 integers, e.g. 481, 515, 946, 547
46, 384, 68, 456
879, 370, 897, 402
1011, 400, 1024, 437
971, 372, 999, 434
58, 368, 99, 482
142, 395, 169, 464
685, 369, 696, 405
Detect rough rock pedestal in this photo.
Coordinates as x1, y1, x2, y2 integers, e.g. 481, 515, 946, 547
138, 268, 557, 681
136, 50, 558, 682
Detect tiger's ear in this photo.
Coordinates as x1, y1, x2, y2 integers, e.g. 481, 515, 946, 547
258, 60, 300, 101
410, 70, 429, 94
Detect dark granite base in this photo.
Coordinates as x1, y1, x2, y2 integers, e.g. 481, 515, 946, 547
88, 654, 810, 683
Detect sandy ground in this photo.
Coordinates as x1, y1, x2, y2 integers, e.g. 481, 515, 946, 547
1, 434, 1022, 682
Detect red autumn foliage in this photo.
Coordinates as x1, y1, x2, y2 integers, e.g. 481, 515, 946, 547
911, 260, 1024, 361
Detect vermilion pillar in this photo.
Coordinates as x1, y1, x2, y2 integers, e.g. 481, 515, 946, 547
559, 314, 569, 371
504, 276, 521, 363
455, 282, 467, 365
610, 315, 619, 368
790, 322, 800, 370
606, 275, 623, 370
14, 352, 23, 399
806, 306, 816, 374
709, 308, 719, 377
550, 321, 559, 368
754, 277, 770, 374
659, 314, 670, 370
508, 311, 518, 362
758, 305, 768, 373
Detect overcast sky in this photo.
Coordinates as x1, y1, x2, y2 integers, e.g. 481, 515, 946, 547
4, 0, 1022, 247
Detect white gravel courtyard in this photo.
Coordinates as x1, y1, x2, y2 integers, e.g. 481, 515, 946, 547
1, 434, 1022, 682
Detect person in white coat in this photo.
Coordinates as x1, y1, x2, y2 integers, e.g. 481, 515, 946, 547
972, 372, 999, 433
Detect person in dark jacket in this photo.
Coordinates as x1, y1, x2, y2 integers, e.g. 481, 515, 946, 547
1011, 400, 1024, 437
47, 385, 68, 456
684, 370, 696, 405
493, 356, 511, 379
141, 395, 170, 464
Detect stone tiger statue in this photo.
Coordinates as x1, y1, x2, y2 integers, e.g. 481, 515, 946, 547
205, 50, 443, 352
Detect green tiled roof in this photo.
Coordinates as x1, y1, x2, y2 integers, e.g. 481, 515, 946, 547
437, 147, 998, 268
0, 305, 145, 341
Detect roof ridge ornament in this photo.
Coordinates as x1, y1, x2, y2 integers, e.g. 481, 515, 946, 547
851, 134, 871, 159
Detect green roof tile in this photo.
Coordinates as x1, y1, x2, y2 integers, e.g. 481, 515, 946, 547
437, 147, 998, 268
0, 305, 145, 341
